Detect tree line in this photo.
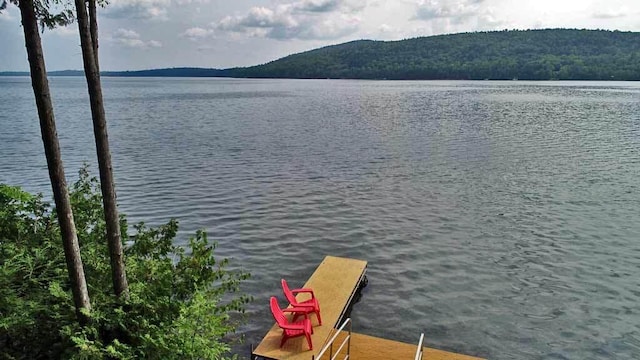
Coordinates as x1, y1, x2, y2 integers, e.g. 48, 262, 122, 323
230, 29, 640, 80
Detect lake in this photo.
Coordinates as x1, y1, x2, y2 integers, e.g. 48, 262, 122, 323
1, 77, 639, 359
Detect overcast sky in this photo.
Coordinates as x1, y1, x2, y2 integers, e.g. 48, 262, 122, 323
1, 0, 639, 71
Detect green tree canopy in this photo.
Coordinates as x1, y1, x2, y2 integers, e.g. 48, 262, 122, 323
224, 29, 640, 80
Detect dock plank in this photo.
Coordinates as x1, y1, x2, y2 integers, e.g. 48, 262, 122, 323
252, 256, 368, 360
328, 332, 484, 360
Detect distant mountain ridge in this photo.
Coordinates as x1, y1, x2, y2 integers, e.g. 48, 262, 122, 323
0, 68, 227, 77
3, 29, 640, 80
233, 29, 640, 80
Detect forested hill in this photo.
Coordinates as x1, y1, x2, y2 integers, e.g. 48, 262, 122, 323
227, 29, 640, 80
2, 29, 639, 80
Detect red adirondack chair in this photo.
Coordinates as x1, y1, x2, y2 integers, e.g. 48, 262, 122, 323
270, 297, 313, 350
281, 279, 322, 326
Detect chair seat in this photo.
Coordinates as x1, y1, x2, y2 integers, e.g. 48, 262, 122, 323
283, 318, 312, 338
270, 297, 313, 350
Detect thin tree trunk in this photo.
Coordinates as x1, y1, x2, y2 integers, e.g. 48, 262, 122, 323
75, 0, 129, 298
88, 0, 99, 70
18, 0, 91, 323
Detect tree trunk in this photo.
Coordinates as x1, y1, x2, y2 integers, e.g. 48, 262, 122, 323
18, 0, 91, 323
75, 0, 129, 298
88, 0, 99, 70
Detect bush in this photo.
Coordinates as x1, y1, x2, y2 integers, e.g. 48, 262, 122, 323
0, 168, 251, 359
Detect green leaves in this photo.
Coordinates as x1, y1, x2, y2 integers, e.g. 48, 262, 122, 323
0, 0, 75, 31
0, 169, 251, 359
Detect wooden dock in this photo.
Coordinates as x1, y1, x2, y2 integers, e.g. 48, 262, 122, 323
253, 256, 368, 360
252, 256, 484, 360
327, 332, 484, 360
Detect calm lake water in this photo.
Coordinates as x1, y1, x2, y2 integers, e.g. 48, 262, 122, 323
1, 77, 639, 359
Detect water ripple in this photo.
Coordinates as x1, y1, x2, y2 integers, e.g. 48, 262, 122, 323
1, 78, 640, 359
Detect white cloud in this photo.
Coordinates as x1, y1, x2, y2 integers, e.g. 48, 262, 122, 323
379, 23, 394, 33
369, 23, 404, 40
411, 0, 505, 35
114, 28, 141, 39
415, 0, 486, 23
102, 0, 171, 20
293, 0, 345, 12
592, 9, 629, 19
48, 25, 79, 37
300, 14, 360, 39
212, 0, 365, 40
116, 38, 163, 48
219, 7, 297, 31
181, 27, 215, 40
476, 8, 503, 28
109, 28, 162, 49
174, 0, 209, 4
282, 0, 367, 13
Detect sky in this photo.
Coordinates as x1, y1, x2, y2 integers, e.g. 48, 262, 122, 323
1, 0, 639, 71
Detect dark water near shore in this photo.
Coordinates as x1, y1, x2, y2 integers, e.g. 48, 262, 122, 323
1, 77, 639, 359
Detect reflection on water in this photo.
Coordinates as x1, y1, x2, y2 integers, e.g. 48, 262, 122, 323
1, 78, 639, 360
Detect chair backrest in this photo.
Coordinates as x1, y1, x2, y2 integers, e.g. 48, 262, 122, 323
281, 279, 298, 306
270, 297, 288, 327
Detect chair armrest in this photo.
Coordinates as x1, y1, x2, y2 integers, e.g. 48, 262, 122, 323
283, 308, 310, 317
291, 288, 315, 299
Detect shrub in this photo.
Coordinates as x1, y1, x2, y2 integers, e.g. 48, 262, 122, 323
0, 168, 250, 359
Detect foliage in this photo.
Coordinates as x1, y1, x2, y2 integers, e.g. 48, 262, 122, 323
225, 29, 640, 80
1, 0, 74, 31
0, 168, 251, 359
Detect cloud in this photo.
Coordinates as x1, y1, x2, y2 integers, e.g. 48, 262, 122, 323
411, 0, 505, 34
592, 9, 628, 19
474, 7, 504, 28
109, 28, 162, 49
174, 0, 209, 4
379, 23, 394, 33
218, 7, 296, 31
415, 0, 486, 23
114, 28, 141, 39
181, 27, 215, 40
294, 0, 341, 12
303, 14, 360, 39
371, 23, 408, 40
102, 0, 171, 20
49, 25, 78, 37
212, 0, 365, 40
289, 0, 366, 13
